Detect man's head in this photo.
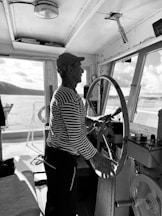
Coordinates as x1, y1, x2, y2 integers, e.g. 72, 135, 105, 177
56, 52, 85, 85
57, 52, 84, 72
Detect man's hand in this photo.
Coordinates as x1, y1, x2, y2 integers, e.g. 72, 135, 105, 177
90, 152, 116, 179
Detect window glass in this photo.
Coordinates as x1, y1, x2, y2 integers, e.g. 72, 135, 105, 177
76, 68, 87, 97
133, 50, 162, 128
104, 56, 138, 117
0, 58, 44, 132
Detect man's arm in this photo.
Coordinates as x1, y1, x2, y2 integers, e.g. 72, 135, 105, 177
62, 103, 115, 178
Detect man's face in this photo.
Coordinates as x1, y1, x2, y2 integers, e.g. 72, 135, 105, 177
70, 61, 84, 84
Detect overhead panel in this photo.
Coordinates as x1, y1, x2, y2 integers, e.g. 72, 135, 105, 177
8, 0, 89, 44
66, 0, 162, 54
1, 0, 162, 55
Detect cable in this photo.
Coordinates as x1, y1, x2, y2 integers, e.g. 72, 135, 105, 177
30, 154, 56, 170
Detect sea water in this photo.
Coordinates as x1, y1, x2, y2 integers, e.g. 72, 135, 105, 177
1, 94, 162, 132
1, 95, 45, 131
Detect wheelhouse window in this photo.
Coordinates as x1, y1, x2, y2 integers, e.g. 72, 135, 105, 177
104, 55, 138, 117
133, 50, 162, 129
113, 55, 138, 97
0, 58, 44, 132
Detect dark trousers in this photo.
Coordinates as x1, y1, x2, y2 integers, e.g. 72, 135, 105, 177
44, 146, 77, 216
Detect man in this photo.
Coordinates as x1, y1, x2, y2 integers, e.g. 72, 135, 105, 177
44, 52, 114, 216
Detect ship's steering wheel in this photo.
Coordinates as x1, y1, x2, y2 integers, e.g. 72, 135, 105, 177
85, 75, 130, 177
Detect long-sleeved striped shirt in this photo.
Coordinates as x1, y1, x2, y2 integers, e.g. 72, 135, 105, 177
47, 85, 97, 160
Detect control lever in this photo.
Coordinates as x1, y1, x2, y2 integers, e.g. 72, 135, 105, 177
111, 107, 122, 118
99, 107, 122, 122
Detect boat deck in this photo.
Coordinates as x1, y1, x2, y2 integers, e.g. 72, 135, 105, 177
1, 136, 96, 216
1, 137, 46, 215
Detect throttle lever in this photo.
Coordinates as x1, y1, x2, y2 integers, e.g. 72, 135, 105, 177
111, 107, 122, 117
99, 107, 122, 122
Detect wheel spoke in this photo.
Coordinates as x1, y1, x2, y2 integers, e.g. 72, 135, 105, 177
87, 99, 97, 116
102, 134, 113, 160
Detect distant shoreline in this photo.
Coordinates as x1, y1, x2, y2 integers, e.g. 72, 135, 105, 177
0, 81, 44, 95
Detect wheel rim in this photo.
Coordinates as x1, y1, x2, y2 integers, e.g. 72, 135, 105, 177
85, 75, 130, 176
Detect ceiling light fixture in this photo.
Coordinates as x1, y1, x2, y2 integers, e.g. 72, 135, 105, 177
34, 0, 59, 19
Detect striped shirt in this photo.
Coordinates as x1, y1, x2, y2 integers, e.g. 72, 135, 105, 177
47, 85, 97, 160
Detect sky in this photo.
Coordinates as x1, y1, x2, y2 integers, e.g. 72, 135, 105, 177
0, 58, 44, 90
112, 50, 162, 96
142, 50, 162, 95
0, 50, 162, 96
0, 57, 86, 95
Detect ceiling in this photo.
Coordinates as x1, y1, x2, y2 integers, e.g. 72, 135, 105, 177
0, 0, 162, 55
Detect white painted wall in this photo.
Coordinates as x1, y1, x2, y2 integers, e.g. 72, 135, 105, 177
98, 8, 162, 65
